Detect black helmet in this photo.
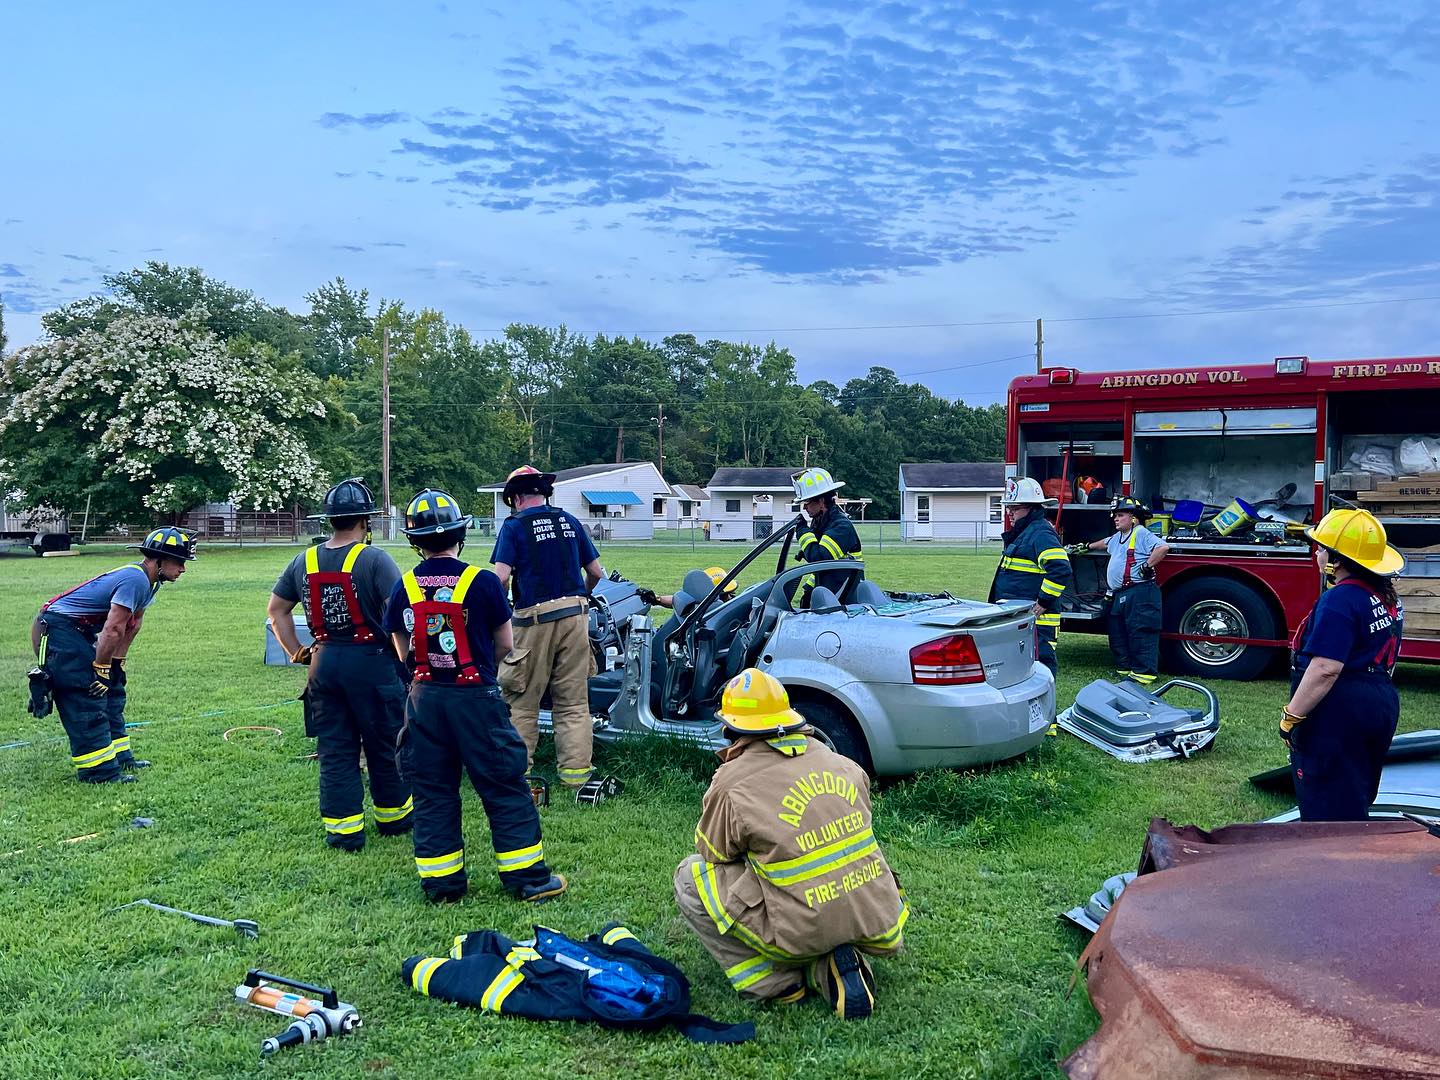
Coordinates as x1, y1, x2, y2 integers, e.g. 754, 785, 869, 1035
402, 488, 472, 538
501, 465, 556, 508
130, 526, 198, 562
309, 477, 378, 520
1111, 496, 1150, 521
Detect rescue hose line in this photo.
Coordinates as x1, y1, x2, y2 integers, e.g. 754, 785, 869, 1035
0, 696, 301, 752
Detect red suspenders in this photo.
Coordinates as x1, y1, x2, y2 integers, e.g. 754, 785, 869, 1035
304, 544, 376, 643
402, 565, 483, 684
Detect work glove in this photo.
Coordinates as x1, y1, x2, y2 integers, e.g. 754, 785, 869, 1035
636, 587, 658, 607
1065, 543, 1089, 555
1279, 707, 1304, 748
87, 661, 115, 697
289, 644, 314, 666
110, 656, 127, 687
1137, 564, 1156, 581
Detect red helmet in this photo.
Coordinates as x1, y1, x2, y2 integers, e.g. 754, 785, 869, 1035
502, 465, 556, 508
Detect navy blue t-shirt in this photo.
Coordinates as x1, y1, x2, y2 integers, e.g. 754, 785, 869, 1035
490, 505, 599, 610
1295, 579, 1404, 675
383, 557, 512, 684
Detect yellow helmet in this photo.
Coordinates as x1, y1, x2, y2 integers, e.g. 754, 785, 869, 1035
704, 566, 737, 597
718, 669, 808, 737
1305, 508, 1405, 576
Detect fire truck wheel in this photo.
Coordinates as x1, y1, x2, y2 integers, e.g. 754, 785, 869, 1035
791, 696, 873, 774
1162, 577, 1279, 681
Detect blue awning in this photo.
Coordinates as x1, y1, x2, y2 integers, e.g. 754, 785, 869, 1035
581, 489, 644, 506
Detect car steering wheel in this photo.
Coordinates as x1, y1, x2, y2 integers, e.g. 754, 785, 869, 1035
588, 594, 617, 644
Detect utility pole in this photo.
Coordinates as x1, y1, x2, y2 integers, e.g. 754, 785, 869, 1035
802, 434, 810, 468
652, 404, 666, 472
381, 328, 392, 539
615, 423, 625, 463
1035, 317, 1044, 374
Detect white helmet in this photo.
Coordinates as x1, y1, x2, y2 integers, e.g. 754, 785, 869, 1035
1003, 476, 1058, 508
793, 467, 845, 500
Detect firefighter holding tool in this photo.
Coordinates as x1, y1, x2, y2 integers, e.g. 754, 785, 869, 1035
1070, 496, 1168, 686
674, 669, 908, 1020
1281, 509, 1404, 821
491, 465, 605, 792
993, 477, 1071, 677
792, 468, 863, 603
385, 488, 567, 904
30, 526, 195, 783
269, 478, 412, 851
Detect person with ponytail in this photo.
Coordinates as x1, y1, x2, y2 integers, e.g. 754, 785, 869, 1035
1281, 509, 1405, 820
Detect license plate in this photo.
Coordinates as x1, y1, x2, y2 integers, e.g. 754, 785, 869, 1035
1029, 699, 1047, 729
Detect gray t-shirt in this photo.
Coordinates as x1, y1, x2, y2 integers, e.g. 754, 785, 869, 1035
1106, 527, 1162, 590
274, 542, 401, 640
46, 563, 158, 617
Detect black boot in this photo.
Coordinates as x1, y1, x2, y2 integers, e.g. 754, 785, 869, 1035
513, 873, 568, 904
810, 944, 875, 1021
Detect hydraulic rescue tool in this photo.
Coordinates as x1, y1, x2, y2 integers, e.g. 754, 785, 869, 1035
235, 970, 361, 1057
113, 898, 259, 939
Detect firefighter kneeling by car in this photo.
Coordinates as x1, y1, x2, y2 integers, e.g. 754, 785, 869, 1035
674, 669, 908, 1020
385, 488, 567, 905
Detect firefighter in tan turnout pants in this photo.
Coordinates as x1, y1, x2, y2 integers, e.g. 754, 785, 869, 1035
491, 466, 605, 791
674, 669, 909, 1020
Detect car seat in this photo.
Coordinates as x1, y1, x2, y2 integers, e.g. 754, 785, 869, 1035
807, 586, 842, 613
852, 580, 887, 607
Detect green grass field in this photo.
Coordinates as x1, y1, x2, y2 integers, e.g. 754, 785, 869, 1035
3, 544, 1437, 1079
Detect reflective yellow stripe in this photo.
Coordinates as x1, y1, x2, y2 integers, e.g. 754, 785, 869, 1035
859, 897, 910, 950
694, 825, 727, 862
451, 564, 482, 604
727, 916, 804, 962
847, 550, 864, 562
410, 956, 449, 995
305, 546, 319, 574
506, 945, 541, 965
765, 733, 808, 757
373, 797, 413, 823
691, 860, 736, 935
72, 742, 117, 768
1040, 580, 1065, 598
558, 766, 594, 784
341, 543, 365, 573
1037, 547, 1070, 563
602, 926, 636, 946
450, 934, 468, 958
726, 955, 773, 991
818, 534, 845, 559
481, 965, 525, 1012
999, 556, 1045, 573
402, 571, 424, 605
323, 813, 364, 835
1036, 614, 1061, 627
750, 827, 879, 887
1130, 672, 1157, 684
112, 736, 131, 753
797, 533, 817, 550
495, 841, 544, 872
416, 849, 464, 878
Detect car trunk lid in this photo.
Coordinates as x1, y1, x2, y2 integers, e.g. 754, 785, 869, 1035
883, 599, 1037, 688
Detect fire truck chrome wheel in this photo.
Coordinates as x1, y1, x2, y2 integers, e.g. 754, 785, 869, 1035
1178, 600, 1247, 667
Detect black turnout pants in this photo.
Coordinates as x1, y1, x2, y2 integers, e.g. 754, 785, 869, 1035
308, 642, 412, 849
1109, 582, 1161, 684
44, 616, 128, 782
1288, 670, 1399, 821
399, 682, 551, 901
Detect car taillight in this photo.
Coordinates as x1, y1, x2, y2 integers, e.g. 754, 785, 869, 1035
910, 634, 985, 685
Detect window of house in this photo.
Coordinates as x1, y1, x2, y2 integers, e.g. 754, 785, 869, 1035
653, 498, 665, 515
916, 494, 930, 524
680, 500, 693, 517
725, 499, 741, 514
589, 504, 611, 519
989, 495, 1003, 524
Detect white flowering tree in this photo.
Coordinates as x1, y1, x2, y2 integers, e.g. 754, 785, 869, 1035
0, 307, 329, 523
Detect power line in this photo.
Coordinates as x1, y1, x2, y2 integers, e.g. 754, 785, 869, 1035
459, 292, 1440, 336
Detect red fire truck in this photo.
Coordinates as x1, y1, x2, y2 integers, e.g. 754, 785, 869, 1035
1006, 354, 1440, 679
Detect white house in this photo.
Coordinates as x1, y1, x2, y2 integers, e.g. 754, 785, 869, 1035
652, 482, 708, 529
704, 466, 799, 541
898, 462, 1006, 541
479, 461, 671, 541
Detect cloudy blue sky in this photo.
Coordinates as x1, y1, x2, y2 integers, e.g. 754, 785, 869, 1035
3, 0, 1438, 402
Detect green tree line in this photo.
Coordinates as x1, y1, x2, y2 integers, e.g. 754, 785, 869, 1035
1, 265, 1004, 523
